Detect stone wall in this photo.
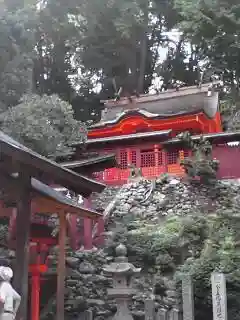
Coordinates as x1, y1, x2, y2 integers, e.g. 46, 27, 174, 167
3, 176, 240, 320
110, 176, 240, 221
38, 175, 240, 320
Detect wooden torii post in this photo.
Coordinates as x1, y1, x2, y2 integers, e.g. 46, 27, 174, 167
0, 179, 102, 320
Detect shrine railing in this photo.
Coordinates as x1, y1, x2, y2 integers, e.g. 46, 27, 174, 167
92, 149, 187, 184
92, 145, 240, 184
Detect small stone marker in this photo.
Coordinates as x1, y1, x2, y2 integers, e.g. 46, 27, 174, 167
181, 274, 194, 320
84, 310, 93, 320
156, 308, 167, 320
211, 272, 227, 320
169, 308, 180, 320
145, 299, 155, 320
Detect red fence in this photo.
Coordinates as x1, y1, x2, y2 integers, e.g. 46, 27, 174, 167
93, 145, 240, 184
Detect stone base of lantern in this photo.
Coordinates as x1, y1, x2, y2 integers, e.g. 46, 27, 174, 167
113, 309, 133, 320
113, 297, 134, 320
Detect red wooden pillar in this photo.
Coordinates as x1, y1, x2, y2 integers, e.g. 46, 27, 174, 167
31, 273, 40, 320
83, 198, 93, 250
29, 263, 47, 320
162, 149, 167, 173
14, 173, 32, 320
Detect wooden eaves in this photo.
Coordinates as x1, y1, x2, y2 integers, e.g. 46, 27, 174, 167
0, 131, 106, 320
60, 153, 116, 174
162, 131, 240, 147
0, 131, 105, 197
85, 130, 172, 147
0, 173, 102, 219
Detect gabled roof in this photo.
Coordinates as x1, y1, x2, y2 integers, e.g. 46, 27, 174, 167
89, 109, 159, 129
93, 82, 219, 127
89, 108, 207, 130
101, 82, 219, 107
0, 131, 105, 197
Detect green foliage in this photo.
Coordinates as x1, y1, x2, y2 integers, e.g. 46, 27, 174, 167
0, 3, 37, 111
178, 132, 219, 184
0, 94, 87, 158
174, 0, 240, 96
69, 0, 181, 96
175, 212, 240, 320
106, 215, 208, 272
155, 39, 201, 89
106, 197, 240, 319
3, 0, 240, 157
0, 1, 87, 158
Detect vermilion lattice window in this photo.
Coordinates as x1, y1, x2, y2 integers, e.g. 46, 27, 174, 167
119, 150, 128, 169
158, 151, 163, 165
167, 150, 179, 164
140, 149, 155, 167
130, 150, 137, 166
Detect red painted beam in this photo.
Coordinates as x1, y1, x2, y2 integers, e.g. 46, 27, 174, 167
88, 112, 222, 139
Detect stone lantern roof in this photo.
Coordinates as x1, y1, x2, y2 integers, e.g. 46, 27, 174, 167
103, 244, 141, 276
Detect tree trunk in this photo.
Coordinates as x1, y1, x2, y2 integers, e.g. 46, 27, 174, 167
137, 2, 148, 94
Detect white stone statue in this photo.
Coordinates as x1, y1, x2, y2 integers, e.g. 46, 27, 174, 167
0, 267, 21, 320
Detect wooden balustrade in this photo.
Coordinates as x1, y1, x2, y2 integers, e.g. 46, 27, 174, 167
93, 145, 240, 184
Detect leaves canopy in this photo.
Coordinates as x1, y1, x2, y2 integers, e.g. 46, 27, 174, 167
175, 0, 240, 95
0, 94, 87, 159
0, 0, 87, 158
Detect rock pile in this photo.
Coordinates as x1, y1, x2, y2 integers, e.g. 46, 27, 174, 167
109, 176, 240, 223
90, 186, 120, 211
53, 176, 240, 320
64, 250, 115, 320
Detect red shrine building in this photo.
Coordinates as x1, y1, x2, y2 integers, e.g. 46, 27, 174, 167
75, 82, 240, 184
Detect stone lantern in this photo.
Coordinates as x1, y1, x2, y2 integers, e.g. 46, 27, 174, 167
103, 244, 141, 320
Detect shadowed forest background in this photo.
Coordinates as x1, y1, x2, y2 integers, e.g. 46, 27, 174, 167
1, 0, 240, 158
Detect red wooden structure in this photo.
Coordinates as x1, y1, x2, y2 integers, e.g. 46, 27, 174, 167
88, 82, 222, 139
90, 143, 240, 184
0, 131, 108, 320
58, 154, 116, 250
81, 83, 240, 185
9, 213, 57, 320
